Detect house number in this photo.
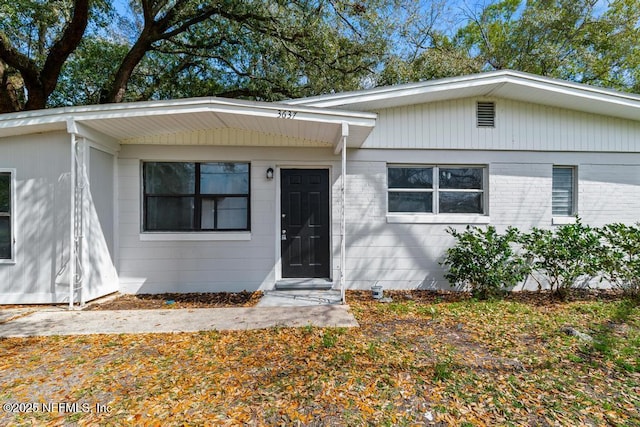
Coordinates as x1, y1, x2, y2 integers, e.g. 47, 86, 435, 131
277, 110, 297, 119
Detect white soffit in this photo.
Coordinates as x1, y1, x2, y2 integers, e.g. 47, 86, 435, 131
286, 70, 640, 122
0, 97, 376, 146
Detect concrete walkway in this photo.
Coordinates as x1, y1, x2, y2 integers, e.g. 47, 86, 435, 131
0, 291, 358, 338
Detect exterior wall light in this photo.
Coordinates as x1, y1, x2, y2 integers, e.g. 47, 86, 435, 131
266, 167, 274, 180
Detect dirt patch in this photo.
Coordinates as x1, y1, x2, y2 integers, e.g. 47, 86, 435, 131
347, 289, 625, 306
85, 291, 262, 310
1, 289, 625, 311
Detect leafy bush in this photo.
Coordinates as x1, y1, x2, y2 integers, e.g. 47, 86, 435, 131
442, 226, 529, 300
598, 223, 640, 300
520, 219, 602, 299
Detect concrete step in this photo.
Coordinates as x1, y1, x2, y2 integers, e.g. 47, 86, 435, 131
275, 278, 333, 291
258, 289, 343, 307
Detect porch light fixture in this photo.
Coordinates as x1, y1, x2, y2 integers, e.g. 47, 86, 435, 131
266, 167, 274, 180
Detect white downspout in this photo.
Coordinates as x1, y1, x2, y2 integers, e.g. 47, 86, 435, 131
340, 122, 349, 304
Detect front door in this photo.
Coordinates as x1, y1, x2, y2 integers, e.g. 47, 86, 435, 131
281, 169, 330, 278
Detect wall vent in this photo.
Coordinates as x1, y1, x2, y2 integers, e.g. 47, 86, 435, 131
477, 101, 495, 127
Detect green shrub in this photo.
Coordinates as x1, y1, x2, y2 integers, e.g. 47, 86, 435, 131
520, 218, 601, 299
598, 223, 640, 300
441, 226, 529, 300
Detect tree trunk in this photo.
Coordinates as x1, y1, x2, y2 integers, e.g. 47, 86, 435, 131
0, 0, 89, 111
0, 61, 22, 113
100, 37, 152, 104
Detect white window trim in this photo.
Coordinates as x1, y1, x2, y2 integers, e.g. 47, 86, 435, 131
0, 168, 16, 264
386, 164, 490, 224
551, 165, 577, 221
387, 214, 490, 224
140, 232, 251, 241
552, 216, 577, 225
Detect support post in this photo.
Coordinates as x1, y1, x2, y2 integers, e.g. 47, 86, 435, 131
340, 122, 348, 304
67, 120, 85, 309
69, 131, 76, 309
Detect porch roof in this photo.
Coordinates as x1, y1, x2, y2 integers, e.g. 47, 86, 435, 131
0, 97, 376, 148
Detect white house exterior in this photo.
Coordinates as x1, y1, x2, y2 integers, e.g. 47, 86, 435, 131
1, 70, 639, 304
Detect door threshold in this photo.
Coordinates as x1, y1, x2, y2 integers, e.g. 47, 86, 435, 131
275, 278, 333, 290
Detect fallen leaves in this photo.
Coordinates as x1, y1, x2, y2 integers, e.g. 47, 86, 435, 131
86, 291, 262, 310
1, 291, 639, 426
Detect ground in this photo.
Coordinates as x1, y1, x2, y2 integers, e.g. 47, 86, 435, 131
84, 290, 263, 310
1, 291, 638, 426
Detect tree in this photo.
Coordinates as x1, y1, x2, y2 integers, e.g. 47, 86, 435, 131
377, 0, 482, 85
0, 0, 95, 111
0, 0, 395, 112
454, 0, 640, 91
378, 0, 640, 93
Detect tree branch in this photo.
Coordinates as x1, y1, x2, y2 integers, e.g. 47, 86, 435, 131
33, 0, 90, 109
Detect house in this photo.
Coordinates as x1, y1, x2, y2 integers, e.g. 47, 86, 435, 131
1, 70, 639, 305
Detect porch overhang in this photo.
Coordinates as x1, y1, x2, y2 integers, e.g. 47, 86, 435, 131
0, 97, 376, 150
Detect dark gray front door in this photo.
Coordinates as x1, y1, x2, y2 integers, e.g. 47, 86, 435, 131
281, 169, 330, 278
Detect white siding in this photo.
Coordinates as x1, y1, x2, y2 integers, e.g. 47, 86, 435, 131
578, 164, 640, 226
117, 145, 343, 293
0, 132, 72, 303
365, 98, 640, 152
116, 144, 640, 293
82, 145, 119, 301
343, 150, 640, 290
89, 147, 116, 257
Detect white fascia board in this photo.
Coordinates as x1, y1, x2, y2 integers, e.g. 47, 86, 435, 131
0, 97, 376, 138
285, 70, 640, 120
107, 101, 374, 130
499, 76, 640, 110
284, 71, 516, 107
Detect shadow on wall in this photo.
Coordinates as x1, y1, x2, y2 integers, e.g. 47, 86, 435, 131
344, 166, 458, 291
51, 173, 72, 302
83, 180, 119, 301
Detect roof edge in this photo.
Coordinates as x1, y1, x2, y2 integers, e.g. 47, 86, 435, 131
0, 96, 376, 131
284, 70, 640, 109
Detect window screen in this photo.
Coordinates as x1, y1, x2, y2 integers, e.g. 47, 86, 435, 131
552, 166, 575, 216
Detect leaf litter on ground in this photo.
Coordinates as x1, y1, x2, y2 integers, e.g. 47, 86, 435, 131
1, 290, 638, 426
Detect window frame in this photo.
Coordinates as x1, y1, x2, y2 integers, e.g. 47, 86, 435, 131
552, 165, 577, 223
142, 161, 251, 233
0, 169, 15, 263
387, 164, 488, 219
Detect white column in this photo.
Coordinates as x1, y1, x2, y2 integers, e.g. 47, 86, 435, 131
69, 131, 76, 309
340, 122, 348, 304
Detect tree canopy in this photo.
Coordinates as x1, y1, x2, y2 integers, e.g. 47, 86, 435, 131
1, 0, 639, 113
380, 0, 640, 92
0, 0, 394, 112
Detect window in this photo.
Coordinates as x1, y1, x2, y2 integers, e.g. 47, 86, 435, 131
143, 162, 250, 231
552, 166, 575, 216
388, 166, 485, 214
0, 170, 13, 261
